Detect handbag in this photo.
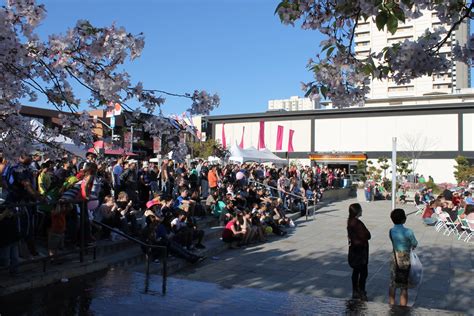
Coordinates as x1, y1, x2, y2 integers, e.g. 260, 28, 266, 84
389, 230, 410, 285
408, 251, 423, 287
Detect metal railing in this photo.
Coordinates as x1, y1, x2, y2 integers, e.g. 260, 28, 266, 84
92, 220, 168, 294
0, 200, 97, 273
248, 179, 317, 220
1, 198, 168, 294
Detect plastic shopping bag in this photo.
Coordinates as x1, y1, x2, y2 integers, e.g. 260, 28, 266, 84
408, 251, 423, 287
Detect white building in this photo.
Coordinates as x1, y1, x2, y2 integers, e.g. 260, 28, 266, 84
268, 96, 318, 111
204, 103, 474, 183
355, 9, 470, 99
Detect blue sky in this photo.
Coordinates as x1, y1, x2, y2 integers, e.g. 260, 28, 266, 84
29, 0, 323, 116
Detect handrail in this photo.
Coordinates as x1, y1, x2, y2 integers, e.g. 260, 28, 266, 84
92, 219, 168, 295
248, 179, 317, 220
248, 179, 317, 202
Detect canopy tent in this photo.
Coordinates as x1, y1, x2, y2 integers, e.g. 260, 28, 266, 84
30, 119, 88, 158
88, 140, 137, 156
228, 143, 287, 165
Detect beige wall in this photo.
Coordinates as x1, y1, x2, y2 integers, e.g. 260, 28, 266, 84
215, 120, 312, 152
314, 114, 457, 152
463, 113, 474, 151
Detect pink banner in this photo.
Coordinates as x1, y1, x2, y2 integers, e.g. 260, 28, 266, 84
153, 136, 161, 154
123, 131, 132, 152
258, 120, 265, 149
221, 123, 226, 148
288, 129, 295, 153
239, 126, 245, 149
276, 125, 284, 150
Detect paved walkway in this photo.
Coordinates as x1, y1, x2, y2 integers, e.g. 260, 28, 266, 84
0, 270, 461, 315
175, 198, 473, 314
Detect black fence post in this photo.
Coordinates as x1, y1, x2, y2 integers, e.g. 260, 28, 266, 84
162, 247, 167, 295
80, 201, 85, 263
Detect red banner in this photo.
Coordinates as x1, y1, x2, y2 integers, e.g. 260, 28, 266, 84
288, 129, 295, 153
221, 123, 226, 148
276, 125, 284, 151
258, 120, 265, 149
239, 126, 245, 149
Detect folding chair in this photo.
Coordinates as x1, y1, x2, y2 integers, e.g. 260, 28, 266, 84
464, 219, 474, 243
442, 214, 458, 237
434, 208, 447, 232
415, 204, 425, 216
457, 216, 470, 241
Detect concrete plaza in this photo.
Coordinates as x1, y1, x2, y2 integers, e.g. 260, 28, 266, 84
176, 198, 473, 314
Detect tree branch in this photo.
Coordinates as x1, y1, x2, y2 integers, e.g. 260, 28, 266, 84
431, 2, 474, 53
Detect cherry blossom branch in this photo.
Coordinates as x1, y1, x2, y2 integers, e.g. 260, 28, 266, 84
431, 2, 474, 53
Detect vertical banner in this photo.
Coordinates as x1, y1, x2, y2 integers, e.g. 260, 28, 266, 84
239, 126, 245, 149
221, 123, 227, 148
123, 131, 132, 152
276, 125, 284, 151
258, 120, 265, 149
288, 129, 295, 153
179, 131, 186, 144
153, 136, 161, 154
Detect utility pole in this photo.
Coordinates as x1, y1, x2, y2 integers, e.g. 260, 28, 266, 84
130, 124, 134, 153
391, 137, 397, 210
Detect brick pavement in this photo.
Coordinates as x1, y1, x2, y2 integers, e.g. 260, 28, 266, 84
175, 198, 473, 314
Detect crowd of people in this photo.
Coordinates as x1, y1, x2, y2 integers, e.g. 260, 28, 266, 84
416, 186, 474, 239
0, 150, 335, 274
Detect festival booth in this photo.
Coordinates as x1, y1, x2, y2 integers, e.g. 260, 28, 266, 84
30, 119, 88, 158
88, 140, 137, 156
228, 143, 287, 165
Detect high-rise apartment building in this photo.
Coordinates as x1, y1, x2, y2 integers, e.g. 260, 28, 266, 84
354, 9, 470, 99
268, 96, 318, 111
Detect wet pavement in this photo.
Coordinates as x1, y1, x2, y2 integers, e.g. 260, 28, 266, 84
174, 198, 473, 314
0, 269, 462, 315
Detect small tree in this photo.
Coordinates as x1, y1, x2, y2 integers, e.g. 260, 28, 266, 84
356, 160, 367, 182
396, 157, 412, 177
454, 155, 474, 184
377, 157, 390, 179
190, 139, 228, 159
366, 160, 382, 181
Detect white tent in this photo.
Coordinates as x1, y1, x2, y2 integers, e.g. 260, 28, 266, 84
30, 119, 87, 158
228, 143, 287, 165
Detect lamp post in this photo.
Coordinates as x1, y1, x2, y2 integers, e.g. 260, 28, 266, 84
391, 137, 397, 210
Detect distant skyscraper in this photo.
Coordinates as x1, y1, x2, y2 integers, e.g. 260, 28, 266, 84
354, 9, 470, 99
268, 96, 318, 111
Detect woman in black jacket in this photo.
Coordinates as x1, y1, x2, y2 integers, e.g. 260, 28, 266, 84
347, 203, 371, 301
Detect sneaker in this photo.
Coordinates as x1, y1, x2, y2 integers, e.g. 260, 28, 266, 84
195, 243, 206, 249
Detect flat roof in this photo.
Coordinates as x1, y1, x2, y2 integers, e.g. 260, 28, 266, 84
205, 102, 474, 122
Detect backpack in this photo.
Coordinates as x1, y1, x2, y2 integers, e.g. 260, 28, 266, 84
1, 163, 18, 192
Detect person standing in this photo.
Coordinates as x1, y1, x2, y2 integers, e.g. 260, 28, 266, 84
388, 208, 418, 306
347, 203, 371, 301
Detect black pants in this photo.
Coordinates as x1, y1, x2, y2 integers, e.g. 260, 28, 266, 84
352, 264, 368, 293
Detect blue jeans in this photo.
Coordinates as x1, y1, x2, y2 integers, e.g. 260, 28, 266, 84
365, 190, 371, 201
0, 242, 19, 274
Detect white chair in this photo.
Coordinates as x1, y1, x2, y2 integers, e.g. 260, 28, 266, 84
464, 219, 474, 243
457, 216, 470, 241
434, 207, 447, 232
415, 204, 425, 216
442, 214, 458, 237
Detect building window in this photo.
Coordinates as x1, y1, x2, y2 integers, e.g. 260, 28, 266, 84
433, 83, 451, 89
387, 36, 413, 44
388, 86, 414, 92
356, 41, 370, 47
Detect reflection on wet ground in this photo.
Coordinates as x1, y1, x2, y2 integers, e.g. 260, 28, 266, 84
0, 269, 460, 315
